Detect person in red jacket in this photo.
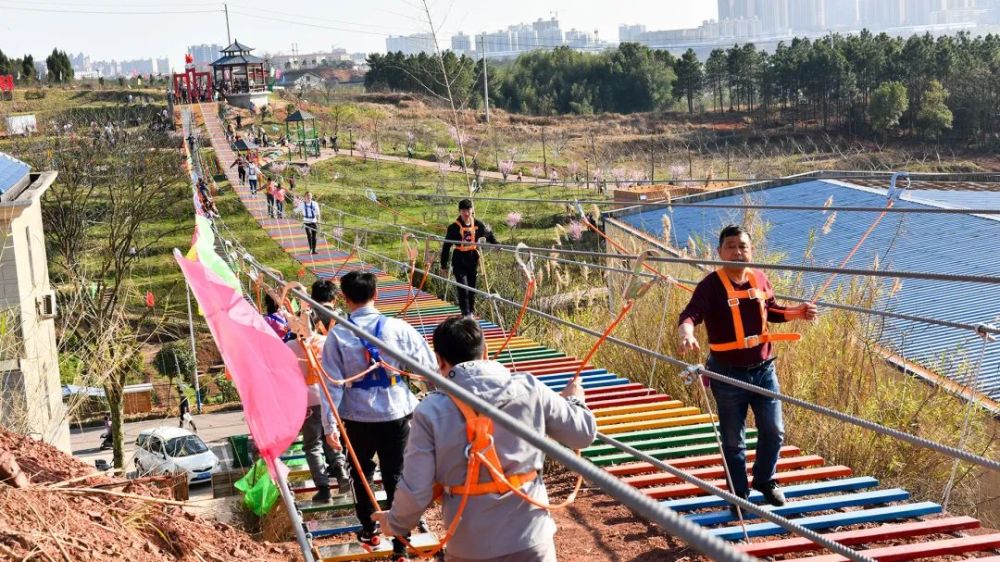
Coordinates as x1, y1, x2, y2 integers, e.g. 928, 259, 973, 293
678, 224, 816, 515
439, 199, 498, 318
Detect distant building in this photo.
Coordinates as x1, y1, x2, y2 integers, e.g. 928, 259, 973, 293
385, 33, 435, 55
276, 70, 324, 90
451, 32, 472, 55
565, 29, 597, 48
826, 0, 861, 28
619, 24, 647, 43
269, 49, 350, 71
155, 57, 170, 74
187, 44, 223, 71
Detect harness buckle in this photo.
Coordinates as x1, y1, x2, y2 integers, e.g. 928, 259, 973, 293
744, 335, 761, 348
680, 363, 703, 385
727, 297, 740, 307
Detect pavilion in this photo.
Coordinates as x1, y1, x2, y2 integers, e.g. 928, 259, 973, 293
210, 40, 270, 110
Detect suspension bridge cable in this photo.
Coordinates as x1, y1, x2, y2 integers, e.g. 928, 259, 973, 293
222, 242, 758, 562
284, 236, 1000, 474
297, 211, 1000, 336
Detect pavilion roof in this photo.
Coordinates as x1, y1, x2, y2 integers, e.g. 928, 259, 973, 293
221, 40, 254, 53
285, 109, 315, 122
211, 53, 266, 66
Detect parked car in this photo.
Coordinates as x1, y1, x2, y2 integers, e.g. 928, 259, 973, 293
134, 427, 220, 484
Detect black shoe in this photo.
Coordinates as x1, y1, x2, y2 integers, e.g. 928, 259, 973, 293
357, 527, 381, 546
753, 480, 785, 506
311, 485, 331, 503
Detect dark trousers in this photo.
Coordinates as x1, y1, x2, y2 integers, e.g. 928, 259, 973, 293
344, 416, 411, 548
706, 355, 784, 499
304, 222, 318, 253
266, 193, 275, 217
452, 262, 478, 316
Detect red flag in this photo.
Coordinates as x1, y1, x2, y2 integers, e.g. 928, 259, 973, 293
145, 290, 155, 308
174, 250, 306, 476
297, 266, 306, 280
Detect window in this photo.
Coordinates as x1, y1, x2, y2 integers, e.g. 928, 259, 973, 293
135, 434, 148, 449
165, 435, 208, 458
149, 438, 164, 455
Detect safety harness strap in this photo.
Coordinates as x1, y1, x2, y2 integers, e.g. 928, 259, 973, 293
709, 269, 800, 352
345, 315, 401, 389
454, 220, 478, 252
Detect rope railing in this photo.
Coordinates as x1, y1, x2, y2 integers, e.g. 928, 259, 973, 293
286, 234, 1000, 475
230, 248, 758, 562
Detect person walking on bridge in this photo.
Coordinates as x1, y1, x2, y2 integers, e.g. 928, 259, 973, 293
320, 271, 437, 557
372, 316, 596, 562
440, 199, 498, 318
678, 224, 816, 514
293, 191, 321, 254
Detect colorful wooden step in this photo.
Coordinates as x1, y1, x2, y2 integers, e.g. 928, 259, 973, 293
316, 532, 441, 561
709, 502, 943, 541
604, 446, 803, 477
295, 489, 388, 513
589, 436, 753, 466
622, 453, 821, 489
642, 465, 853, 500
781, 533, 1000, 562
689, 488, 910, 526
735, 516, 980, 557
584, 428, 756, 459
305, 515, 363, 537
663, 476, 879, 512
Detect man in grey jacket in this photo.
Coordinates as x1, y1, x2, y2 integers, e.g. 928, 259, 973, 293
372, 316, 597, 561
320, 271, 437, 557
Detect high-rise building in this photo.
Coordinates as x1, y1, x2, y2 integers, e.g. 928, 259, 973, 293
719, 0, 758, 19
789, 0, 826, 29
757, 0, 790, 32
619, 24, 647, 42
187, 44, 223, 70
155, 57, 170, 74
826, 0, 861, 27
451, 32, 472, 54
565, 29, 596, 48
861, 0, 907, 27
385, 33, 435, 55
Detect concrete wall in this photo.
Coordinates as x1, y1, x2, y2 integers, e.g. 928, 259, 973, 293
0, 173, 69, 452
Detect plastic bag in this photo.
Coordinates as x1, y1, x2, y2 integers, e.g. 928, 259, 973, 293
234, 458, 280, 516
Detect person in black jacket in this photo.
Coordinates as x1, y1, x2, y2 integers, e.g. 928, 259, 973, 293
440, 199, 498, 318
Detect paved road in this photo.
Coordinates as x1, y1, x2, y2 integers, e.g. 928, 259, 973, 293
70, 409, 250, 499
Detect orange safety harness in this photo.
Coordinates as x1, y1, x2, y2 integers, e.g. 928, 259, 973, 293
708, 269, 800, 353
453, 220, 478, 252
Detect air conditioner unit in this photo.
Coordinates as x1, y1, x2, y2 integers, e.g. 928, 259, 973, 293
37, 291, 57, 319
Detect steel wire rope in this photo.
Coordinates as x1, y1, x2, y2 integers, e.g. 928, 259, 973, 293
303, 184, 1000, 214
299, 216, 1000, 337
942, 334, 992, 510
220, 242, 757, 562
228, 235, 872, 562
281, 240, 1000, 474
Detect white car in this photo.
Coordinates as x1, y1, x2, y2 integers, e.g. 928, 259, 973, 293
134, 427, 220, 484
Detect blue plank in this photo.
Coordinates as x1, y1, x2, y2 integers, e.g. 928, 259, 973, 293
709, 501, 942, 541
536, 369, 608, 381
306, 516, 363, 537
689, 488, 909, 526
661, 477, 879, 512
541, 373, 620, 386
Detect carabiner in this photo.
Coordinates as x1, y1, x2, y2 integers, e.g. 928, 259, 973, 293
514, 242, 535, 281
887, 172, 910, 202
402, 233, 419, 262
364, 188, 378, 203
624, 249, 660, 300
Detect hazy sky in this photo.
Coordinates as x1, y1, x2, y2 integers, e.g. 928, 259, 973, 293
0, 0, 716, 68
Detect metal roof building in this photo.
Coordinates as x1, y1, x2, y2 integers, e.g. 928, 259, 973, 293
610, 177, 1000, 407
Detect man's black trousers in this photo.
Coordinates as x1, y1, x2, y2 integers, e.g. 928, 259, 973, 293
343, 416, 411, 549
452, 262, 478, 316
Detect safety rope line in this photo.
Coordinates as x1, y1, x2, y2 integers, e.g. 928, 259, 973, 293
306, 218, 1000, 337
942, 331, 992, 510
308, 178, 1000, 214
569, 299, 635, 384
293, 244, 1000, 474
693, 379, 750, 542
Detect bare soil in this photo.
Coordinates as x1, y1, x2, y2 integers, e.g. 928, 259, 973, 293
0, 429, 296, 561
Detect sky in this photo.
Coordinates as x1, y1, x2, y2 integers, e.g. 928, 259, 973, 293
0, 0, 717, 69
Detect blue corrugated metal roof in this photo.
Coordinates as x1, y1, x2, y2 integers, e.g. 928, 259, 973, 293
0, 152, 30, 196
618, 179, 1000, 402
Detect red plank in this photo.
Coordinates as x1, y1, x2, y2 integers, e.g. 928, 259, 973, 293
737, 516, 981, 557
584, 384, 648, 397
604, 446, 803, 477
623, 455, 825, 488
642, 465, 852, 499
589, 394, 673, 410
783, 533, 1000, 562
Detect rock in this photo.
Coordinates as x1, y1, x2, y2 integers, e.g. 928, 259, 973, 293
0, 451, 30, 488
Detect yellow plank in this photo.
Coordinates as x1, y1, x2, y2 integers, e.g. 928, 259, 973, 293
317, 532, 441, 562
593, 400, 682, 417
596, 406, 701, 426
599, 413, 717, 435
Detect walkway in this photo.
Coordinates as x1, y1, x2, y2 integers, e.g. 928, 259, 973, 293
198, 103, 1000, 561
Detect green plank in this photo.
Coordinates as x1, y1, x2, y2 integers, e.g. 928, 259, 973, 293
584, 429, 758, 458
589, 438, 760, 467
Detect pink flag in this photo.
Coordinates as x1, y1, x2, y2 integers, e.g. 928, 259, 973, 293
174, 249, 306, 476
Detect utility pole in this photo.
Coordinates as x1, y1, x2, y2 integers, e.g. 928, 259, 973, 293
224, 3, 232, 45
185, 285, 202, 413
482, 35, 490, 124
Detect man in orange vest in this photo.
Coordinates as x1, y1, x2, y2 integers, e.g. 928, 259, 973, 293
440, 199, 498, 318
678, 224, 816, 514
372, 316, 596, 561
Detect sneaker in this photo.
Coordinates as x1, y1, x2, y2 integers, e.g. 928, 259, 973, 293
337, 476, 352, 491
753, 480, 785, 507
311, 485, 332, 503
357, 528, 381, 547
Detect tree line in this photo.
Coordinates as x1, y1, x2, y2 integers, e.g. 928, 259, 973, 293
0, 48, 74, 83
366, 31, 1000, 144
